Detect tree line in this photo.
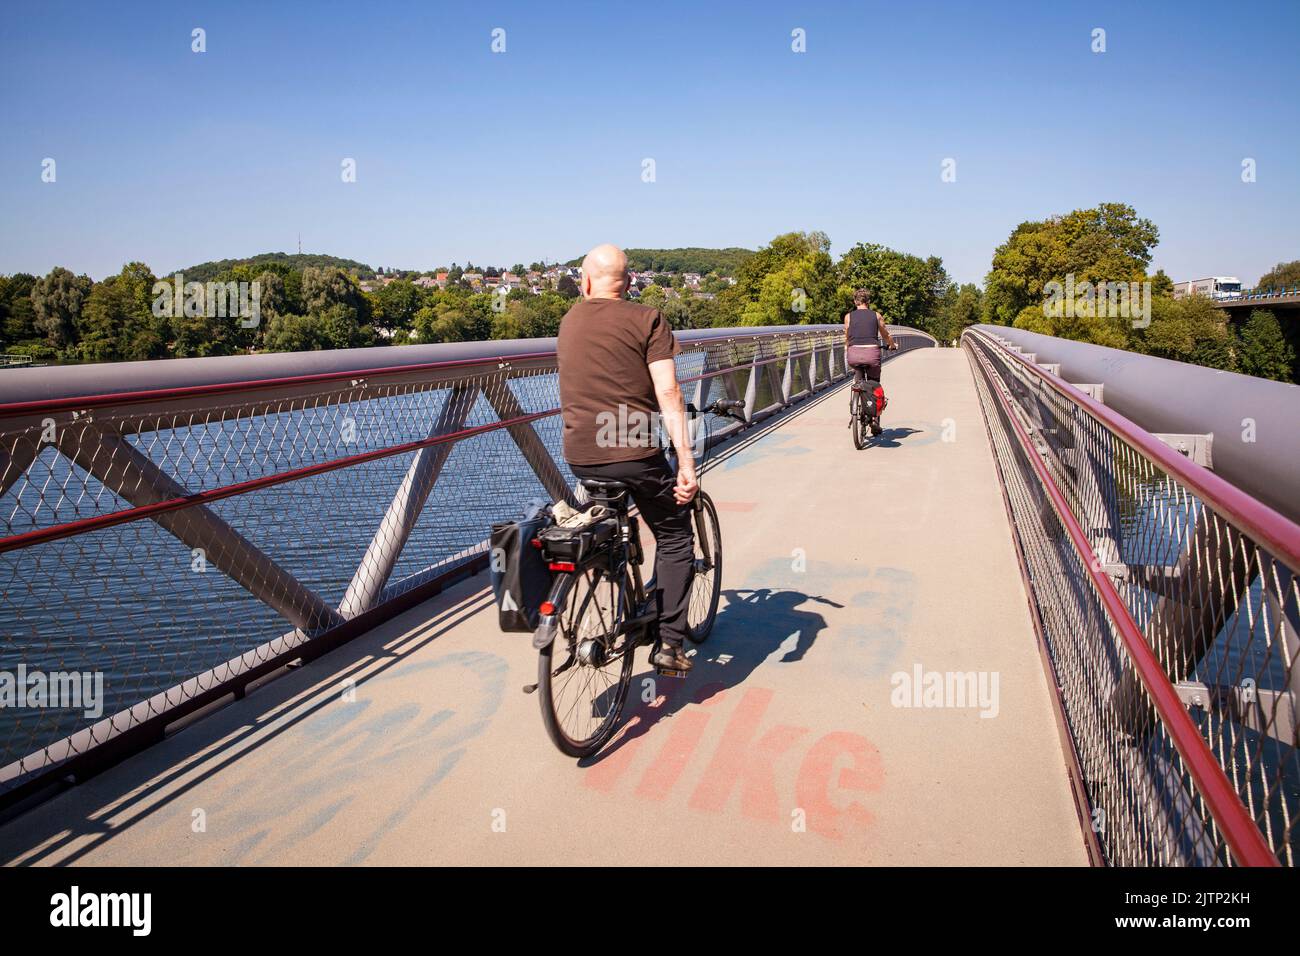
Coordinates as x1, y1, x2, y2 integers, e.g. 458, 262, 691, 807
0, 234, 957, 363
1, 209, 1294, 383
564, 247, 755, 276
980, 203, 1297, 383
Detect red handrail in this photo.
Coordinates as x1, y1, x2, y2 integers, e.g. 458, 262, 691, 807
970, 329, 1300, 571
0, 350, 561, 419
969, 335, 1279, 866
0, 407, 558, 555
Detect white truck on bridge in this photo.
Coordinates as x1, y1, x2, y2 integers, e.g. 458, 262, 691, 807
1173, 276, 1242, 300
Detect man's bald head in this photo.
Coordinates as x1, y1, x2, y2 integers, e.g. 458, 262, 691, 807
581, 244, 629, 299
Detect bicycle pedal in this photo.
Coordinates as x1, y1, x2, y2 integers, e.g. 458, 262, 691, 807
522, 682, 538, 695
653, 667, 689, 679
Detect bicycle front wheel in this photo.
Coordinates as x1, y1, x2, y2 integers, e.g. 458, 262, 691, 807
538, 567, 637, 758
686, 491, 723, 642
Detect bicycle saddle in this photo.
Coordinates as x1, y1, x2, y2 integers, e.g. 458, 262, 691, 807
579, 478, 629, 498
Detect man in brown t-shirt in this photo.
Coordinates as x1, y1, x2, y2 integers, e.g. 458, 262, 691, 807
557, 244, 698, 671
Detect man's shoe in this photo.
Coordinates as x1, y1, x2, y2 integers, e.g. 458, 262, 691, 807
652, 646, 693, 672
870, 421, 883, 436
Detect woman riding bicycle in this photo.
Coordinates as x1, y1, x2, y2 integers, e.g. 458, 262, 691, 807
844, 288, 897, 389
845, 289, 897, 438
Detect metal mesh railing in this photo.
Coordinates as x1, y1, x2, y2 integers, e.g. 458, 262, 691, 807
0, 324, 936, 803
965, 327, 1296, 866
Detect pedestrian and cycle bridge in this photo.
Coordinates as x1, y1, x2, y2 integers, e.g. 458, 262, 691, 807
0, 322, 1296, 866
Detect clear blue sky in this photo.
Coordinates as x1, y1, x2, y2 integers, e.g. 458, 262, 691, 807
1, 0, 1296, 285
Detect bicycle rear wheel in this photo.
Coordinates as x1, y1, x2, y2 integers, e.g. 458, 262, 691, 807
538, 566, 637, 758
686, 491, 722, 642
851, 389, 867, 449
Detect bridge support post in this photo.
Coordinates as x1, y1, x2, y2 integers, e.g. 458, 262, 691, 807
1268, 576, 1300, 745
0, 440, 40, 499
1112, 502, 1255, 738
339, 384, 478, 618
742, 351, 761, 423
762, 342, 787, 413
720, 340, 746, 409
480, 375, 574, 505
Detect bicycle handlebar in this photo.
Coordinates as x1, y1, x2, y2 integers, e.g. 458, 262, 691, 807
685, 398, 747, 420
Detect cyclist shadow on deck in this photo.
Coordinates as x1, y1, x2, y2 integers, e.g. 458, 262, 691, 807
580, 587, 843, 767
864, 425, 922, 449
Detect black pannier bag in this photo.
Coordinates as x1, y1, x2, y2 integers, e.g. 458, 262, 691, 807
490, 513, 552, 632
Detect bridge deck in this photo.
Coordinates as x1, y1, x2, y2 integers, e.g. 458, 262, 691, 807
1, 348, 1086, 866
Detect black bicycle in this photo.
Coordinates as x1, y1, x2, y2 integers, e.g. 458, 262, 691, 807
849, 343, 898, 449
532, 398, 744, 757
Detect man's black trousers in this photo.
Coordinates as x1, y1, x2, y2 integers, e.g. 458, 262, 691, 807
570, 451, 695, 649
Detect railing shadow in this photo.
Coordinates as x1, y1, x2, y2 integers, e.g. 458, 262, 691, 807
0, 589, 492, 866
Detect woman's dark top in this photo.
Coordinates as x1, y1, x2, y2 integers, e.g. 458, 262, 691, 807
846, 308, 882, 347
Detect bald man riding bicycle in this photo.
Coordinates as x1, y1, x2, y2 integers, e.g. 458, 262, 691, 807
556, 244, 697, 673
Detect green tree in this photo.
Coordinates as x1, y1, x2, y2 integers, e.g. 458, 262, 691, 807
1149, 268, 1174, 298
1139, 295, 1235, 371
78, 262, 164, 362
927, 282, 983, 342
31, 266, 92, 352
0, 273, 41, 353
725, 231, 840, 327
302, 266, 367, 316
317, 303, 368, 349
984, 203, 1158, 329
1236, 309, 1295, 382
263, 313, 329, 352
412, 289, 493, 343
255, 270, 289, 323
639, 284, 667, 309
1255, 260, 1300, 291
369, 279, 422, 334
837, 242, 947, 328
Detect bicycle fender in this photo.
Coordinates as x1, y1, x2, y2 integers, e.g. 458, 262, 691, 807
532, 615, 559, 650
531, 572, 576, 650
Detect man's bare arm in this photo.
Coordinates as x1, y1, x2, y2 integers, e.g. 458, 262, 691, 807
648, 358, 697, 504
